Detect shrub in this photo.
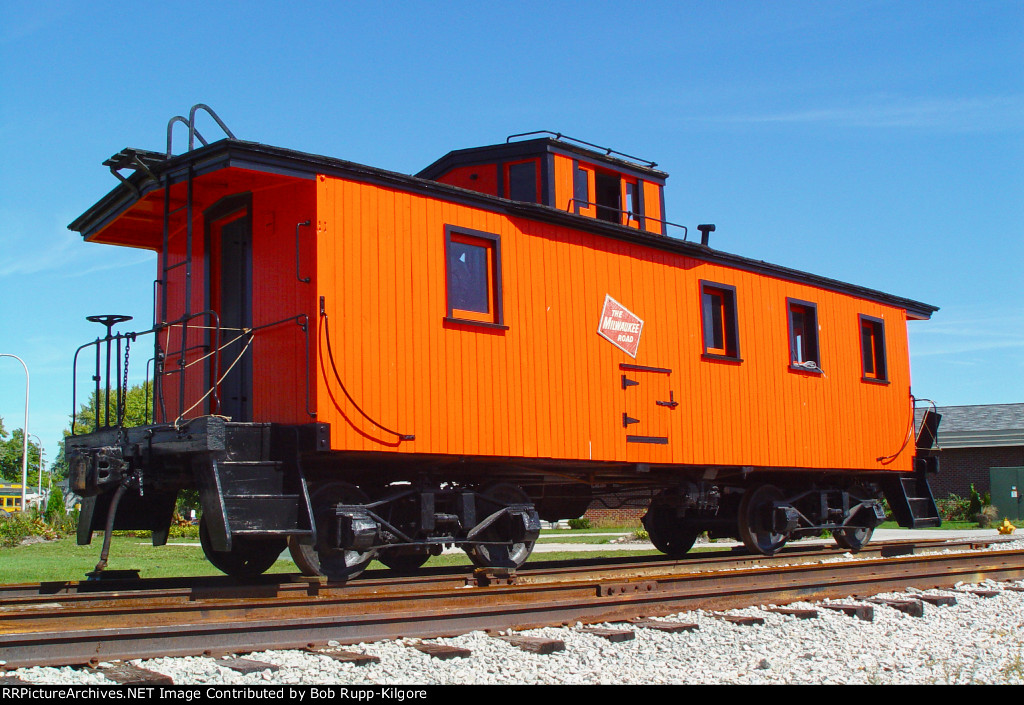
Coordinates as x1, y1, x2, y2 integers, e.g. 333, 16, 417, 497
977, 505, 1000, 529
879, 498, 893, 521
0, 514, 33, 548
968, 484, 983, 519
567, 518, 592, 530
169, 523, 200, 540
0, 507, 79, 548
45, 487, 66, 523
937, 494, 972, 522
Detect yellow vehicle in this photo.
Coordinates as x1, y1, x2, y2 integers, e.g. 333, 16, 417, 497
0, 483, 25, 515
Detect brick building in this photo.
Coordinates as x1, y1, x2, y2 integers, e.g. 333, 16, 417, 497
920, 403, 1024, 499
582, 488, 653, 526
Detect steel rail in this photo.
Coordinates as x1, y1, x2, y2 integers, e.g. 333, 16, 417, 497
0, 536, 1003, 608
2, 542, 1023, 670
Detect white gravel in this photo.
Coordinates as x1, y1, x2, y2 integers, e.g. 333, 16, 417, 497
9, 540, 1024, 685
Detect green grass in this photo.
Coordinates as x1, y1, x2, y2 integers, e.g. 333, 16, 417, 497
0, 534, 662, 584
0, 537, 240, 584
537, 534, 623, 544
875, 520, 979, 531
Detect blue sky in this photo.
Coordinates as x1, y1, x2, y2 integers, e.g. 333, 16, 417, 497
1, 0, 1022, 467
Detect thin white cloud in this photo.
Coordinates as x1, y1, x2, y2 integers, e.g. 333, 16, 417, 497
712, 94, 1024, 132
0, 214, 153, 278
910, 306, 1024, 357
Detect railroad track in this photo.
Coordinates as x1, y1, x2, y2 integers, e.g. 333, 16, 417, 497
2, 537, 1023, 672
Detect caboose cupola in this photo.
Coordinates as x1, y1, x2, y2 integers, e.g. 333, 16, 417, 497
417, 131, 674, 235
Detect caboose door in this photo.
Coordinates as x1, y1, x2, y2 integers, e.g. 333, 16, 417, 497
205, 194, 253, 422
621, 363, 676, 449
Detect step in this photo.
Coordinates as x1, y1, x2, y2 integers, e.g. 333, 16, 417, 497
223, 494, 304, 532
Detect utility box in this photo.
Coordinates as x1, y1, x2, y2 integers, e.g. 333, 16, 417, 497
990, 467, 1024, 522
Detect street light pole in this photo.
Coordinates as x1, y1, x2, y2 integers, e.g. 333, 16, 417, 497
0, 354, 29, 515
29, 433, 44, 507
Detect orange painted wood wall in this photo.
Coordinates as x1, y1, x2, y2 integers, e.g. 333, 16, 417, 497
156, 170, 316, 425
314, 175, 917, 473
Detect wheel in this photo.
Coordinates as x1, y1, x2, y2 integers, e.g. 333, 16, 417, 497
378, 547, 431, 573
465, 483, 536, 569
737, 484, 789, 556
833, 487, 877, 552
642, 496, 700, 557
199, 514, 286, 578
288, 535, 321, 576
833, 525, 874, 551
289, 482, 378, 581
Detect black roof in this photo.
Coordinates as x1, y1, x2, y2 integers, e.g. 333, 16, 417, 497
70, 138, 938, 320
916, 403, 1024, 448
417, 135, 669, 184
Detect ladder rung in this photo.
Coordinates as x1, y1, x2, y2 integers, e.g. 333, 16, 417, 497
164, 260, 190, 271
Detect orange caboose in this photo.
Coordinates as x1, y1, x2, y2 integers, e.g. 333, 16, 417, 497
66, 108, 941, 579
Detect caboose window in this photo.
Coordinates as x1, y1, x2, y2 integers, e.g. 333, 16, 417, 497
594, 171, 621, 223
700, 281, 740, 361
445, 225, 505, 327
624, 180, 643, 225
859, 315, 888, 382
574, 166, 589, 208
787, 299, 821, 371
507, 161, 538, 203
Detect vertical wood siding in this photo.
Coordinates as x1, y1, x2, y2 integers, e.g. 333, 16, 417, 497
156, 171, 316, 425
315, 176, 917, 472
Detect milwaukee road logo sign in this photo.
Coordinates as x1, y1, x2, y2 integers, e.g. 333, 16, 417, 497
597, 294, 644, 358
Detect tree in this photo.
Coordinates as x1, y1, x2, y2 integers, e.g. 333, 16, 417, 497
51, 381, 154, 480
69, 380, 155, 435
0, 422, 41, 483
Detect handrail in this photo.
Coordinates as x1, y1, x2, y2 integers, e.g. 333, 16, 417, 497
72, 331, 140, 435
564, 198, 688, 240
166, 116, 206, 158
506, 130, 658, 169
188, 104, 235, 153
165, 104, 235, 157
295, 220, 311, 284
71, 309, 315, 434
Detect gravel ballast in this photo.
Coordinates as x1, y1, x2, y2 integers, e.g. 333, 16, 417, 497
8, 542, 1024, 685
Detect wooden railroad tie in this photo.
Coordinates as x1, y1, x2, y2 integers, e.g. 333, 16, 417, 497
579, 627, 635, 642
216, 657, 282, 674
958, 589, 1001, 598
765, 607, 819, 619
712, 613, 765, 626
86, 663, 174, 685
414, 644, 472, 660
865, 598, 924, 618
306, 648, 381, 666
916, 594, 957, 607
0, 675, 30, 685
632, 619, 700, 633
820, 603, 874, 621
493, 635, 566, 654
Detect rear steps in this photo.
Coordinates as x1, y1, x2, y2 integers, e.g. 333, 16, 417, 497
199, 422, 315, 551
885, 470, 942, 529
217, 460, 309, 535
